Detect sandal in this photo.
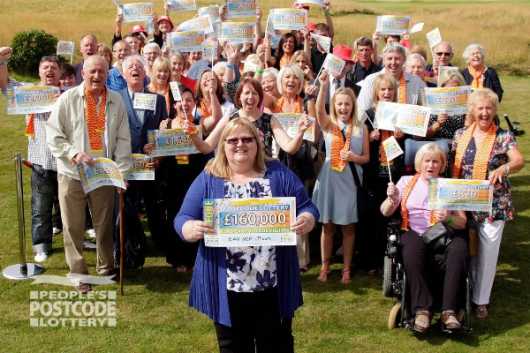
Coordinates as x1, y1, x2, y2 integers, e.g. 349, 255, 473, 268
413, 309, 431, 334
317, 263, 330, 282
475, 305, 488, 320
341, 268, 351, 284
441, 310, 461, 330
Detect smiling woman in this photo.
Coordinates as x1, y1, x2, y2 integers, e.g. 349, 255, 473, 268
174, 118, 318, 353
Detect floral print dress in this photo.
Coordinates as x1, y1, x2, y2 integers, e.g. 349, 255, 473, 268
452, 128, 517, 223
224, 178, 277, 292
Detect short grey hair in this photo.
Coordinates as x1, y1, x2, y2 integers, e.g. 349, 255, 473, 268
83, 55, 109, 71
122, 54, 145, 69
405, 53, 426, 69
277, 64, 304, 95
382, 43, 407, 59
143, 42, 161, 53
462, 43, 485, 63
467, 88, 499, 117
262, 67, 279, 79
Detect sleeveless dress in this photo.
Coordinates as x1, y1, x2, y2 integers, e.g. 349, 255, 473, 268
312, 124, 364, 225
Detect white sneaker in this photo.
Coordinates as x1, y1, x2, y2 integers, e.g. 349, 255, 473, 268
34, 252, 48, 263
52, 227, 62, 235
85, 228, 96, 239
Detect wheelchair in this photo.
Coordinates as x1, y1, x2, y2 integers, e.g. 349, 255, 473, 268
382, 220, 473, 334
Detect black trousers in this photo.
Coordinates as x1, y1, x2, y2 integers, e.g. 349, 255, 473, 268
214, 288, 294, 353
401, 230, 468, 313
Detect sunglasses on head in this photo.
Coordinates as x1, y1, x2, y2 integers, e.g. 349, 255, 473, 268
225, 137, 255, 145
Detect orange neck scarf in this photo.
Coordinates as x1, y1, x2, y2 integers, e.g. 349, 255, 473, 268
330, 123, 353, 172
398, 73, 407, 104
468, 65, 485, 89
199, 99, 212, 118
273, 96, 303, 114
400, 174, 436, 231
452, 122, 497, 180
25, 114, 35, 138
85, 88, 107, 153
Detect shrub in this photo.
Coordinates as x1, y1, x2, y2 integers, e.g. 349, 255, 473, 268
8, 30, 58, 76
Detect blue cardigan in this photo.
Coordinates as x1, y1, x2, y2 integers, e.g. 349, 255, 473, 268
174, 160, 319, 326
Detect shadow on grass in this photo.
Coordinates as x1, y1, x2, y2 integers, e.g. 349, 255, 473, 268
123, 265, 192, 294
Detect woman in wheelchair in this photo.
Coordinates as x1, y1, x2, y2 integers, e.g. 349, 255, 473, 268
380, 143, 468, 333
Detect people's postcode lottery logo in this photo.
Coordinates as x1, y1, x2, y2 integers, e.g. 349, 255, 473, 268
29, 290, 117, 328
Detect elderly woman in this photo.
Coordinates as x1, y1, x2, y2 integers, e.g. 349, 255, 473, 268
174, 118, 318, 353
381, 143, 468, 333
461, 44, 503, 102
142, 42, 161, 79
406, 53, 435, 87
357, 43, 426, 114
261, 67, 280, 101
264, 64, 305, 114
313, 70, 369, 284
451, 89, 524, 319
169, 52, 187, 82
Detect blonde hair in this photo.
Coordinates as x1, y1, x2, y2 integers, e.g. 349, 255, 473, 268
277, 64, 304, 95
330, 87, 361, 134
438, 71, 465, 87
152, 57, 171, 77
414, 142, 447, 173
205, 118, 267, 179
467, 88, 499, 118
372, 73, 398, 107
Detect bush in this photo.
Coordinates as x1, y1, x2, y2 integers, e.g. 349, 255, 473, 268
8, 29, 58, 76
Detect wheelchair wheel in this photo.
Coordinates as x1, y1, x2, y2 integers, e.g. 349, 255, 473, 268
388, 302, 402, 329
382, 256, 393, 297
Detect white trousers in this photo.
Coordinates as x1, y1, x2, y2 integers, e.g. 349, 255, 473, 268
471, 220, 505, 305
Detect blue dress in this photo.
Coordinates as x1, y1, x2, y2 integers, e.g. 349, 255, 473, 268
312, 124, 364, 225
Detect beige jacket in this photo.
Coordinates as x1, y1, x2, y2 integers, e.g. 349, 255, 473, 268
46, 84, 132, 180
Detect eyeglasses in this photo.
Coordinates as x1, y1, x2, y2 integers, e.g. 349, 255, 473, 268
436, 52, 452, 57
225, 137, 255, 145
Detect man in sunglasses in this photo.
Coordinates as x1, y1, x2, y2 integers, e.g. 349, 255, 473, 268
425, 41, 454, 85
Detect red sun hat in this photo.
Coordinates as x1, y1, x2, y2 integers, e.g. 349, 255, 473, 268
333, 44, 355, 63
131, 24, 147, 37
157, 16, 174, 30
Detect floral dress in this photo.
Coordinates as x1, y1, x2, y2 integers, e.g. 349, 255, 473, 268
451, 127, 517, 223
224, 179, 277, 292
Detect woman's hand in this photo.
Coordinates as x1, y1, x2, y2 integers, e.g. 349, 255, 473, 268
433, 209, 449, 223
182, 220, 215, 242
394, 128, 404, 139
370, 129, 380, 141
305, 84, 318, 98
291, 212, 315, 235
159, 118, 171, 130
437, 113, 449, 125
340, 149, 354, 162
318, 69, 329, 86
386, 182, 399, 203
143, 143, 155, 155
297, 114, 313, 132
489, 165, 507, 185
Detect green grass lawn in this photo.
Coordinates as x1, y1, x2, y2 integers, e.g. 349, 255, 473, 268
0, 75, 529, 352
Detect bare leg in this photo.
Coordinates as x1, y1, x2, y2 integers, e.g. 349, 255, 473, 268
341, 224, 355, 284
318, 223, 335, 282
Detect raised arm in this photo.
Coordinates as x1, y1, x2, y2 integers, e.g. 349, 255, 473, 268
189, 114, 230, 154
270, 115, 309, 154
200, 87, 222, 134
315, 70, 332, 131
322, 1, 335, 39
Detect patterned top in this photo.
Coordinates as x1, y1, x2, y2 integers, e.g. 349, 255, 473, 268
27, 112, 57, 171
224, 178, 277, 292
451, 127, 517, 223
428, 114, 465, 139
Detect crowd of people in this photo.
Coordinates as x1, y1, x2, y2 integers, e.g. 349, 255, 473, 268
0, 1, 525, 350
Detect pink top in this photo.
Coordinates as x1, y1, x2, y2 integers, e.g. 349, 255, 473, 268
396, 175, 432, 235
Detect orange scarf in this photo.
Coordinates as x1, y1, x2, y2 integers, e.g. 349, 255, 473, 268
400, 174, 436, 231
468, 65, 485, 89
25, 114, 35, 138
452, 122, 497, 180
199, 99, 212, 118
398, 73, 407, 104
273, 96, 303, 114
85, 88, 107, 154
330, 123, 353, 172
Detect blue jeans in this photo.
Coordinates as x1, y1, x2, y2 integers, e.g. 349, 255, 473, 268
31, 165, 59, 253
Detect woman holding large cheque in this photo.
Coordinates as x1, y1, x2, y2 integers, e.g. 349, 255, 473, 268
174, 118, 318, 353
451, 88, 524, 319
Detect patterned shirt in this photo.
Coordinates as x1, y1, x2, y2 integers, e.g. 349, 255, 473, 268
224, 178, 277, 292
451, 127, 516, 223
27, 112, 57, 171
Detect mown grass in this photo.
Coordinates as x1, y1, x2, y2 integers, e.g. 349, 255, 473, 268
1, 1, 530, 352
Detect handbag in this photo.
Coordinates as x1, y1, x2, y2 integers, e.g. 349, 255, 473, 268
421, 221, 453, 253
